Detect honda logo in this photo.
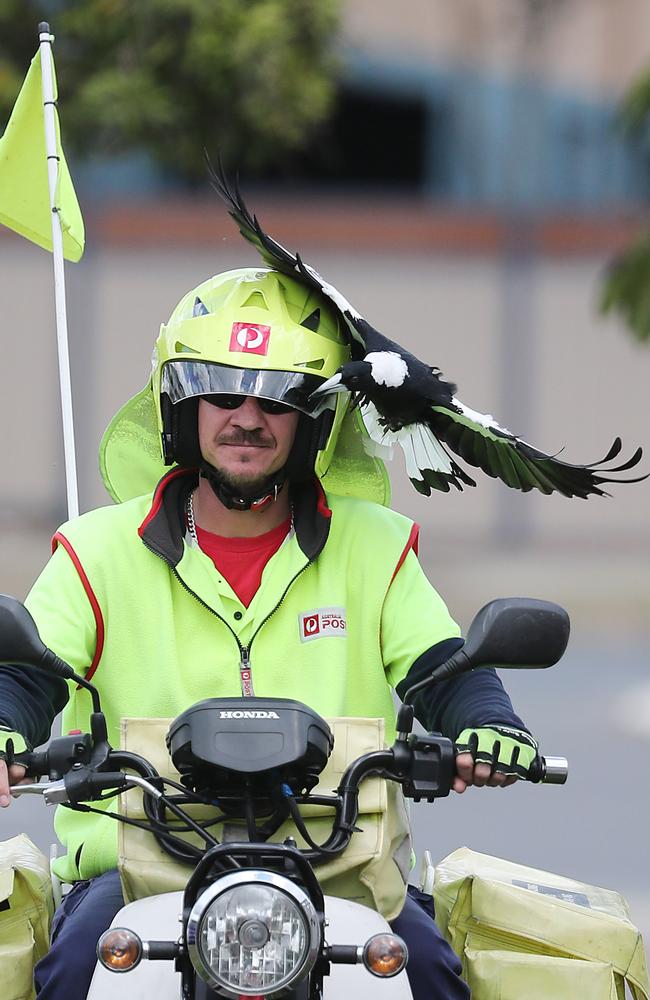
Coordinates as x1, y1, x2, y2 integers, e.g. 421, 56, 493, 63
219, 710, 280, 719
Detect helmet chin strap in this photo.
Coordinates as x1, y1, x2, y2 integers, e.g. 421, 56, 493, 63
199, 462, 288, 512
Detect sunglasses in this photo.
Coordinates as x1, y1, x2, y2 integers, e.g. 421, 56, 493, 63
201, 394, 297, 416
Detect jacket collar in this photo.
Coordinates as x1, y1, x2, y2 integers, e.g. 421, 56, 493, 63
138, 468, 332, 567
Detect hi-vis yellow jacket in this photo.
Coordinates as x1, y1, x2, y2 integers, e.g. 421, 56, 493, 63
23, 470, 460, 882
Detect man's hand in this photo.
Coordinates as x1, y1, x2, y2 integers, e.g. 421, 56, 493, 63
0, 729, 32, 806
453, 753, 518, 792
0, 758, 28, 807
453, 725, 538, 794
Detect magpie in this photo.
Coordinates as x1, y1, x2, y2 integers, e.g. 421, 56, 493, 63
209, 160, 645, 499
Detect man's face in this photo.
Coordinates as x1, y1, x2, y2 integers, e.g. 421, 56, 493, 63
197, 395, 300, 494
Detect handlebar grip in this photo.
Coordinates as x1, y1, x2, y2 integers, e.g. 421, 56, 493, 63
528, 755, 568, 784
15, 749, 49, 778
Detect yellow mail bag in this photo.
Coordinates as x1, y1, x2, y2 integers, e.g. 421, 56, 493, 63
118, 716, 411, 920
0, 835, 53, 1000
433, 847, 650, 1000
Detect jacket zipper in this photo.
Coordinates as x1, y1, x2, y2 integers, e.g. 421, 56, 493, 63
169, 559, 313, 697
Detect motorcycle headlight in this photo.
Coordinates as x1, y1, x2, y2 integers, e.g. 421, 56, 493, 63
187, 870, 321, 997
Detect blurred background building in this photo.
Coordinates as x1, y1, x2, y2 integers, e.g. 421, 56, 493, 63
1, 0, 650, 947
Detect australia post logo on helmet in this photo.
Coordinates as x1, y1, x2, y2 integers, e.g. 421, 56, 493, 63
299, 607, 347, 643
229, 322, 271, 356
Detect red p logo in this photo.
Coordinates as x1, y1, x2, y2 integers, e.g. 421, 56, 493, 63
229, 322, 271, 356
303, 614, 320, 638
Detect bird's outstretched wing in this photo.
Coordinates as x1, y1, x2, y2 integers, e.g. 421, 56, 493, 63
362, 398, 645, 499
208, 156, 372, 350
361, 403, 476, 493
209, 158, 302, 276
210, 159, 646, 500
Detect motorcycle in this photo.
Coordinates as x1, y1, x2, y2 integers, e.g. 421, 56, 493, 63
0, 594, 569, 999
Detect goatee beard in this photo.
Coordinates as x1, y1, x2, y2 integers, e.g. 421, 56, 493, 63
219, 470, 274, 496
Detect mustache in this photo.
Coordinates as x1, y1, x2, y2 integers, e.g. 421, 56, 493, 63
217, 429, 275, 447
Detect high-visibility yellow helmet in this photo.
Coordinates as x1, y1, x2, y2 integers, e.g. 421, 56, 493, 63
152, 267, 350, 477
99, 268, 390, 505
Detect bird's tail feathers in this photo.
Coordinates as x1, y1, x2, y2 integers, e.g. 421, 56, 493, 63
582, 437, 643, 475
585, 437, 622, 467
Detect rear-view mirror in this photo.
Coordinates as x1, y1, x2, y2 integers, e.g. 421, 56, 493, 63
461, 597, 570, 671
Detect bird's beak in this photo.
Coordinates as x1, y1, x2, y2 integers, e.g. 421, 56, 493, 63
310, 372, 346, 399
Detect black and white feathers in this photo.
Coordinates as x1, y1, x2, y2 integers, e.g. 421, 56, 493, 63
210, 161, 646, 499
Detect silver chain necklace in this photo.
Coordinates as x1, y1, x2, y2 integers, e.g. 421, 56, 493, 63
186, 490, 198, 543
186, 490, 294, 543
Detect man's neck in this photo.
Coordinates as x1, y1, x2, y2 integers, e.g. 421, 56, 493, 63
192, 478, 292, 538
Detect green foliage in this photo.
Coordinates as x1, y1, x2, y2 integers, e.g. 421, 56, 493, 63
618, 68, 650, 134
600, 235, 650, 344
599, 65, 650, 344
0, 0, 340, 178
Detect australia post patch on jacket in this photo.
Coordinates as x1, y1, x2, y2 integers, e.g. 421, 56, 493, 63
299, 607, 347, 642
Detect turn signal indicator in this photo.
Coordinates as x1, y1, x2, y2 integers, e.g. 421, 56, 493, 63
97, 927, 143, 972
363, 933, 408, 977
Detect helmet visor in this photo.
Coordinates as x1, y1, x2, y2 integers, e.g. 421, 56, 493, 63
161, 361, 328, 417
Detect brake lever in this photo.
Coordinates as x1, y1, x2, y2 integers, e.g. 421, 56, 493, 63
11, 779, 68, 805
11, 772, 127, 806
11, 769, 161, 807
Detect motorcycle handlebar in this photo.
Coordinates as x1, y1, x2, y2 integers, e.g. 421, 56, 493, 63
12, 740, 567, 821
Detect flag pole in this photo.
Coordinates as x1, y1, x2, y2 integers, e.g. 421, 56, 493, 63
37, 21, 79, 519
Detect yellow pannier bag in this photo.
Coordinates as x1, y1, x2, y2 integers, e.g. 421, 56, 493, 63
118, 716, 411, 920
464, 948, 619, 1000
0, 835, 54, 1000
433, 847, 650, 1000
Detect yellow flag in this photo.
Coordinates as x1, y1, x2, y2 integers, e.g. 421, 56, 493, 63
0, 49, 84, 261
